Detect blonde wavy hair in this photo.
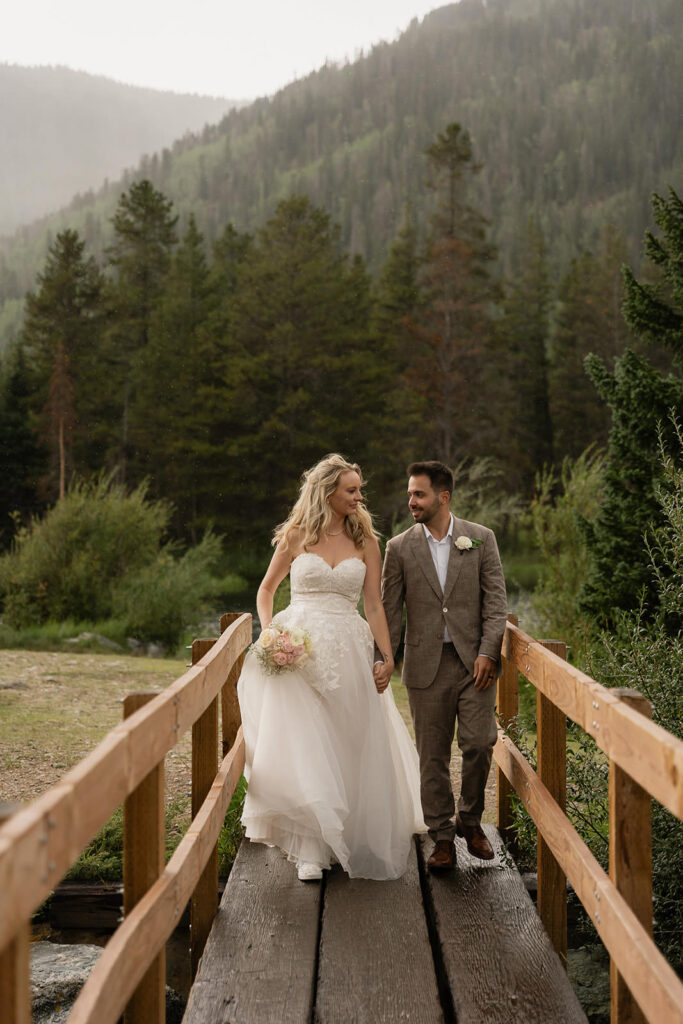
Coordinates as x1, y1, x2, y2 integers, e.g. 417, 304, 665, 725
273, 454, 378, 550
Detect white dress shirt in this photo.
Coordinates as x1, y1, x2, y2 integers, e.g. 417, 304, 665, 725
423, 513, 454, 643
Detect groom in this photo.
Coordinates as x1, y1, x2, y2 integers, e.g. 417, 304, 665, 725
379, 461, 507, 870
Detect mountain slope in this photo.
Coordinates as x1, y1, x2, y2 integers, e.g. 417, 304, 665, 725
0, 63, 245, 235
1, 0, 680, 334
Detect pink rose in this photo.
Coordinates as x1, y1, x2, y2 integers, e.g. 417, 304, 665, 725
285, 652, 295, 664
292, 644, 305, 657
273, 651, 288, 666
281, 640, 294, 653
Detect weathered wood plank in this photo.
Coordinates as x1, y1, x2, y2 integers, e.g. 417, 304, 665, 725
496, 614, 519, 840
0, 806, 30, 1024
183, 839, 320, 1024
494, 730, 683, 1024
420, 830, 587, 1024
220, 612, 245, 755
609, 690, 653, 1024
191, 639, 220, 981
315, 841, 443, 1024
123, 692, 166, 1024
537, 639, 568, 965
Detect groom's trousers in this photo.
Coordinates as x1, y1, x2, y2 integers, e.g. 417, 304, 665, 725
407, 642, 497, 841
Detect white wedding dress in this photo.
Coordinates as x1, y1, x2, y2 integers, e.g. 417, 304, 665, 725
237, 552, 425, 880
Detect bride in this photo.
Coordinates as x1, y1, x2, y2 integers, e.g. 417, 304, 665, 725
237, 453, 425, 881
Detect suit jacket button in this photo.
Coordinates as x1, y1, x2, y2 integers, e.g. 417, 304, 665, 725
443, 607, 448, 613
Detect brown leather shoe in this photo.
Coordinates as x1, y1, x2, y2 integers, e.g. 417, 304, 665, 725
455, 817, 495, 860
427, 839, 456, 872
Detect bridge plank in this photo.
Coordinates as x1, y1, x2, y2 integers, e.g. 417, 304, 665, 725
182, 839, 320, 1024
315, 841, 443, 1023
420, 829, 587, 1024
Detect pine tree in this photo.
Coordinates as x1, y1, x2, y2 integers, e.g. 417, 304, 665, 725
549, 226, 633, 463
131, 215, 219, 539
41, 341, 75, 500
20, 229, 104, 481
501, 219, 553, 492
370, 211, 425, 511
581, 190, 683, 625
105, 180, 178, 478
217, 195, 384, 543
408, 124, 500, 464
0, 350, 45, 547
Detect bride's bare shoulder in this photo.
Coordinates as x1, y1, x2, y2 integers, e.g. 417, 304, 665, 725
283, 527, 306, 561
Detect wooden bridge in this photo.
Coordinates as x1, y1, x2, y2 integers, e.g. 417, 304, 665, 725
1, 612, 682, 1023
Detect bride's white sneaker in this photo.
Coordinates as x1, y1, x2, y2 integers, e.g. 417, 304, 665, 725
297, 861, 323, 881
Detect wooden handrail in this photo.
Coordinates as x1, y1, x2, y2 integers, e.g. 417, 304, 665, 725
503, 623, 683, 818
0, 612, 251, 955
67, 730, 245, 1024
496, 618, 683, 1024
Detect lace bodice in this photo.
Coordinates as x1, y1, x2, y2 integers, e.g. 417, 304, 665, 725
290, 552, 366, 610
267, 553, 372, 696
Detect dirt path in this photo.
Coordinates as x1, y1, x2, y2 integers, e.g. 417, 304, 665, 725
0, 650, 192, 809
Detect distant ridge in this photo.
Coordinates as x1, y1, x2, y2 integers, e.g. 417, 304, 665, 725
0, 0, 681, 345
0, 63, 247, 235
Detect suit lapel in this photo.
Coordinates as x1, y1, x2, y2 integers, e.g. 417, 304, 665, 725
408, 525, 443, 599
443, 518, 466, 601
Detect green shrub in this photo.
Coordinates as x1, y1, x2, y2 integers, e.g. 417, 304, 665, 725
0, 476, 222, 646
530, 447, 605, 663
112, 532, 222, 648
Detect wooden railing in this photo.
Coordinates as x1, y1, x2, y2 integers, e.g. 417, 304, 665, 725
495, 615, 683, 1024
0, 611, 252, 1024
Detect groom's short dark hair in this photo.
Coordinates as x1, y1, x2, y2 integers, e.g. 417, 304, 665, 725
407, 461, 454, 495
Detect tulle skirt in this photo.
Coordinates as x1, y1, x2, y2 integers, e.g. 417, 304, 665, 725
237, 602, 425, 880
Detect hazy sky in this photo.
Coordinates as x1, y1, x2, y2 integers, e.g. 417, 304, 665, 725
3, 0, 447, 99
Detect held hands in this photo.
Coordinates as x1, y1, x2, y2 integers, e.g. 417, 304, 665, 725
473, 655, 497, 691
372, 658, 394, 694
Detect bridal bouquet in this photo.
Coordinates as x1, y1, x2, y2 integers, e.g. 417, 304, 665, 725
252, 625, 313, 674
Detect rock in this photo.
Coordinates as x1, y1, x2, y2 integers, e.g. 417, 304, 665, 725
127, 638, 167, 658
64, 632, 125, 652
31, 942, 102, 1023
568, 944, 610, 1023
31, 941, 186, 1023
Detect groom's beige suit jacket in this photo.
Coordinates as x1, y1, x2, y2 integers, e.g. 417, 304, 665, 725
381, 518, 508, 688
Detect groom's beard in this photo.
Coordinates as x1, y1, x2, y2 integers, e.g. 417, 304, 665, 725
409, 497, 441, 524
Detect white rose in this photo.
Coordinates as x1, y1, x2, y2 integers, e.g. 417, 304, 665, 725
289, 628, 305, 646
455, 535, 473, 550
258, 628, 275, 649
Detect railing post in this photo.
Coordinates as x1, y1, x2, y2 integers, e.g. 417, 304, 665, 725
123, 692, 165, 1024
220, 612, 245, 755
0, 805, 30, 1024
609, 689, 653, 1024
190, 638, 219, 980
497, 613, 519, 843
537, 640, 567, 966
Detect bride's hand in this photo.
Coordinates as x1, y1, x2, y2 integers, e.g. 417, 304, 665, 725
373, 659, 393, 694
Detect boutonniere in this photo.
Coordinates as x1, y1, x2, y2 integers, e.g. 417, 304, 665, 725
454, 535, 483, 551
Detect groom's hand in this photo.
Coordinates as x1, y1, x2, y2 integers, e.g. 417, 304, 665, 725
373, 661, 392, 694
473, 655, 496, 691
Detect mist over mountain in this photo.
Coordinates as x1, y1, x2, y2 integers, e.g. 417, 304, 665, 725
0, 0, 680, 347
0, 63, 245, 236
